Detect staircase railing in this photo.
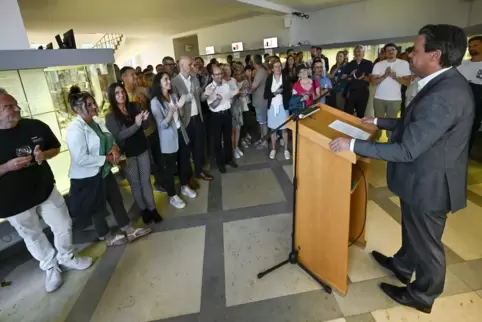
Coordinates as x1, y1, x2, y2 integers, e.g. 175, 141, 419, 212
93, 33, 123, 51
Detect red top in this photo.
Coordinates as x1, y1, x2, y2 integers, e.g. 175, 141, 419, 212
293, 80, 319, 107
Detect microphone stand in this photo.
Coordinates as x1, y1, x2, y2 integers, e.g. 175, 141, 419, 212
256, 104, 332, 294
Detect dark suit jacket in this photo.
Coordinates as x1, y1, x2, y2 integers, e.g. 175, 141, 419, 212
171, 74, 203, 127
264, 72, 292, 110
354, 68, 474, 213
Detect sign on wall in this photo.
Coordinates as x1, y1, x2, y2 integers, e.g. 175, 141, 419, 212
205, 46, 215, 55
232, 42, 243, 52
263, 37, 278, 49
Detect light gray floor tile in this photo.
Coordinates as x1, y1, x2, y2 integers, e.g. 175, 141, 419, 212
222, 168, 285, 210
235, 148, 269, 166
224, 213, 321, 307
345, 313, 375, 322
282, 165, 293, 183
371, 292, 482, 322
449, 259, 482, 291
333, 276, 402, 317
91, 227, 206, 322
0, 242, 105, 322
159, 179, 210, 218
441, 268, 472, 298
225, 290, 342, 322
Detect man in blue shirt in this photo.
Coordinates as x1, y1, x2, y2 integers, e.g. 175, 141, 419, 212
312, 59, 332, 104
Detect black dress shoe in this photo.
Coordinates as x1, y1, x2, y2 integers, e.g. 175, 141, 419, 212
380, 283, 432, 314
372, 251, 411, 284
219, 166, 226, 173
150, 209, 163, 223
141, 209, 153, 225
227, 161, 238, 168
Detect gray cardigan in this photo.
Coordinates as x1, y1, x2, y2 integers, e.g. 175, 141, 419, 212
150, 95, 189, 154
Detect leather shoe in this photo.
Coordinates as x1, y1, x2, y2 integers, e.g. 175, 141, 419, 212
219, 166, 226, 173
380, 283, 432, 314
227, 161, 238, 168
197, 172, 213, 181
372, 251, 411, 284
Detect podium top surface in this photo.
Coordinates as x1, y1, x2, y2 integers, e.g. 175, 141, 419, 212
288, 104, 378, 163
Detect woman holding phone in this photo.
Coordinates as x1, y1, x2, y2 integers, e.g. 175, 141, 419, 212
105, 83, 162, 225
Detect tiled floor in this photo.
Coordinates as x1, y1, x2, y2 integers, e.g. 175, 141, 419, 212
1, 146, 482, 322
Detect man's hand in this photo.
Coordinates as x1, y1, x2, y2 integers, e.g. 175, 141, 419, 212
389, 71, 397, 78
204, 83, 216, 97
4, 156, 33, 172
361, 116, 376, 125
33, 145, 45, 165
329, 137, 351, 152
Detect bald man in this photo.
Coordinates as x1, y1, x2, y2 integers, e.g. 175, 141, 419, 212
172, 56, 213, 182
0, 92, 92, 293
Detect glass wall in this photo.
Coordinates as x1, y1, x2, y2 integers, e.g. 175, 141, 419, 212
0, 63, 116, 195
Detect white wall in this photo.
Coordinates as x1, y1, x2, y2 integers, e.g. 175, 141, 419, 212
290, 0, 482, 46
0, 0, 30, 50
114, 14, 289, 67
187, 15, 289, 54
114, 36, 175, 68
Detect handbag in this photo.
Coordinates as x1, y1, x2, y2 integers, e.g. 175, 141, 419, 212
288, 95, 304, 115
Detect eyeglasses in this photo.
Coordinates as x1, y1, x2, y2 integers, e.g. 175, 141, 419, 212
0, 103, 20, 113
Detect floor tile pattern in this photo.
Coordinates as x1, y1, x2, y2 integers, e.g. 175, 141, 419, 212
1, 145, 482, 322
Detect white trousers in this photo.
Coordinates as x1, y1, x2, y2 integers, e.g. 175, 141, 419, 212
7, 187, 73, 271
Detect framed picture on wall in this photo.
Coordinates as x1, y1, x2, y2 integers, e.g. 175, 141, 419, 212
232, 42, 243, 52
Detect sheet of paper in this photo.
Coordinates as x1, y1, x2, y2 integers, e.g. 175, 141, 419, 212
329, 120, 370, 140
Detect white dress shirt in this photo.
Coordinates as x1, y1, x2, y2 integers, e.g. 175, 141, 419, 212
180, 73, 199, 117
349, 68, 452, 151
206, 80, 239, 112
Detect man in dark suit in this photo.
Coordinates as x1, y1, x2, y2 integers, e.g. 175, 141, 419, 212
172, 56, 213, 183
329, 24, 474, 314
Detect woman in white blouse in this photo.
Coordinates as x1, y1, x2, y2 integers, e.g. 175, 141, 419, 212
263, 61, 292, 160
66, 86, 151, 247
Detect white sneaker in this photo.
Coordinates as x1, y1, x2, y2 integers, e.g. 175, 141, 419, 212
256, 141, 268, 150
284, 150, 291, 160
280, 139, 285, 147
234, 149, 241, 159
236, 147, 244, 156
170, 195, 186, 209
181, 186, 197, 199
45, 266, 63, 293
269, 150, 276, 159
242, 140, 249, 148
59, 255, 93, 271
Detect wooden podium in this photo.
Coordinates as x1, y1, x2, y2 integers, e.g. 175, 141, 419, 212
286, 104, 378, 295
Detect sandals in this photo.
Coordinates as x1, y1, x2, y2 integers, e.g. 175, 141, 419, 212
123, 226, 152, 242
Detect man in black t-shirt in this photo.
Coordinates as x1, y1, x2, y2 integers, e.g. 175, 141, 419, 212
0, 92, 92, 293
342, 45, 374, 118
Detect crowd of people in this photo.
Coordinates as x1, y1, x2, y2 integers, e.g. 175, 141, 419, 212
0, 32, 481, 297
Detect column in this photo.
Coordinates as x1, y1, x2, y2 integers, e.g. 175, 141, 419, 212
0, 0, 30, 50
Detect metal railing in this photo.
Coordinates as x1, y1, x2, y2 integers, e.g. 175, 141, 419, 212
93, 33, 123, 51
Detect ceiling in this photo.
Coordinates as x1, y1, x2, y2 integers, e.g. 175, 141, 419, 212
18, 0, 363, 37
266, 0, 364, 12
18, 0, 276, 37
